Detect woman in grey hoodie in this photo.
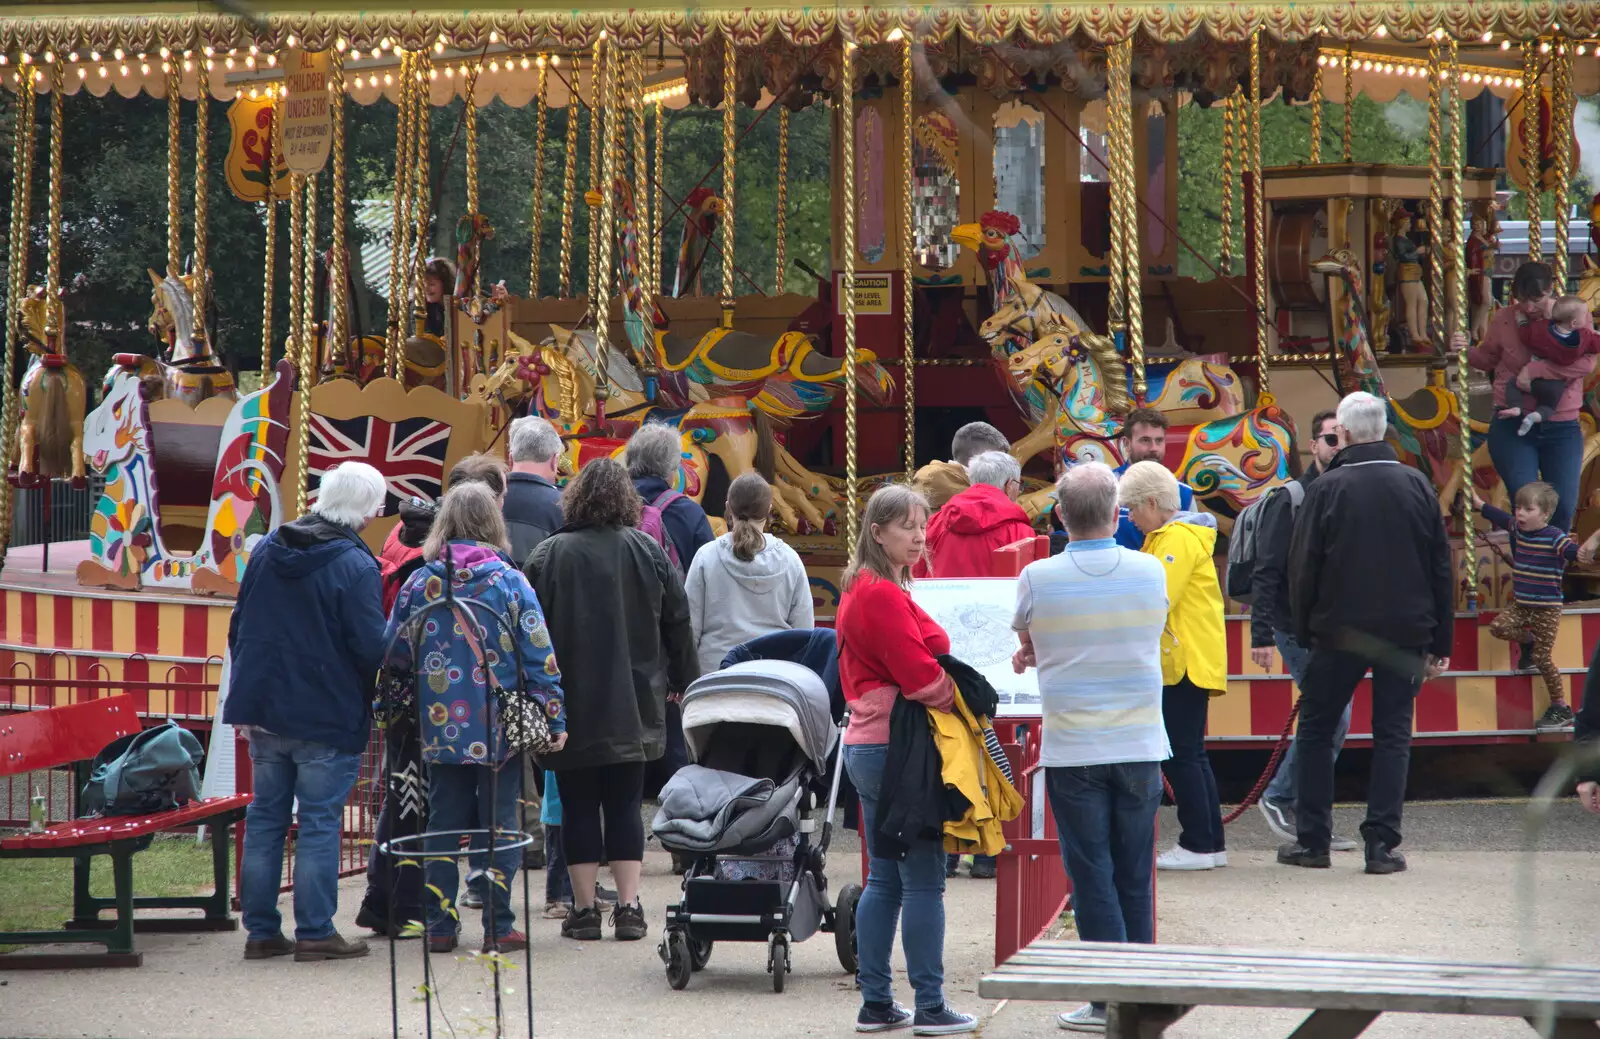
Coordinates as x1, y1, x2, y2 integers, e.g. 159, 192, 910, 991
685, 474, 815, 675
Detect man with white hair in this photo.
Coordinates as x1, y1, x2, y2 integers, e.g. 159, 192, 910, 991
912, 420, 1013, 510
1284, 391, 1453, 876
226, 461, 390, 962
505, 415, 565, 566
1012, 462, 1169, 1034
624, 422, 714, 575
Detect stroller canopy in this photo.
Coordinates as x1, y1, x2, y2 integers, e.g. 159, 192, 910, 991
681, 660, 836, 772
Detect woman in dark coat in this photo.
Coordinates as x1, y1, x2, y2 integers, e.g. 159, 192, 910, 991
525, 458, 698, 942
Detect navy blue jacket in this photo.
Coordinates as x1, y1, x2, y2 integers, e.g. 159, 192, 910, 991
224, 515, 387, 754
633, 474, 715, 572
722, 628, 842, 723
504, 471, 564, 567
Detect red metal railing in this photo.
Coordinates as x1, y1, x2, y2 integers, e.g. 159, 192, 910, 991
992, 719, 1071, 965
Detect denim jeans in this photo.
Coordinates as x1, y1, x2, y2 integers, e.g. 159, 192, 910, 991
844, 742, 947, 1011
1294, 645, 1423, 851
241, 731, 363, 942
1264, 631, 1353, 806
1487, 416, 1584, 531
1046, 762, 1160, 944
423, 762, 523, 939
1161, 678, 1225, 854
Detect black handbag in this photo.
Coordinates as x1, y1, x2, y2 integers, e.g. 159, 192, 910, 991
450, 601, 556, 755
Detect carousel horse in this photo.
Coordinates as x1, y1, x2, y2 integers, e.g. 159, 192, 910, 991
145, 268, 237, 405
14, 286, 88, 484
598, 179, 894, 421
77, 357, 294, 594
672, 187, 724, 299
1312, 249, 1477, 510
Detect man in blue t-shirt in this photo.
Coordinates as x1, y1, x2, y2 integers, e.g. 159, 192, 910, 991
1113, 407, 1196, 550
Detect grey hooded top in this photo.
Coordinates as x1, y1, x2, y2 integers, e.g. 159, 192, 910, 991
684, 532, 814, 676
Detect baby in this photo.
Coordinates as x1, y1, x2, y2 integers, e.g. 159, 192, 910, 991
1499, 295, 1600, 436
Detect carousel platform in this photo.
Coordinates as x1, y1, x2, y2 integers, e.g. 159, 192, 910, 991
0, 540, 227, 720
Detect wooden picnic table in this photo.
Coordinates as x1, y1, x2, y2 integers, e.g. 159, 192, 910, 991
980, 941, 1600, 1038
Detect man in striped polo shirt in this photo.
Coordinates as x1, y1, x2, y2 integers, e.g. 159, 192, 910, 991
1011, 462, 1170, 1035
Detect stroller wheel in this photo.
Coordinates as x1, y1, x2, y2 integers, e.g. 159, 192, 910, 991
768, 933, 790, 994
835, 883, 862, 975
689, 936, 713, 972
665, 930, 692, 990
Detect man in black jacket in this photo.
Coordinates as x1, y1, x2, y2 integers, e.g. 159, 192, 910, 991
1249, 410, 1356, 852
504, 416, 565, 567
1281, 391, 1453, 875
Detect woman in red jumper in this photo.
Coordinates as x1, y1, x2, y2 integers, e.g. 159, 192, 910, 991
837, 484, 975, 1036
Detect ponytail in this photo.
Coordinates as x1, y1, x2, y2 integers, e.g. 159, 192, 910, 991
724, 472, 774, 563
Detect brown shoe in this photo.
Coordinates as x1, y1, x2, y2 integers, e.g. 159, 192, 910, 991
244, 934, 295, 960
293, 931, 371, 961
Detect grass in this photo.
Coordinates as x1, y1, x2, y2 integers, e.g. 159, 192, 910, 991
0, 834, 230, 951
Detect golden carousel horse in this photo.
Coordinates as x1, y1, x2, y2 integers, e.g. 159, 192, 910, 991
14, 286, 88, 484
145, 268, 237, 406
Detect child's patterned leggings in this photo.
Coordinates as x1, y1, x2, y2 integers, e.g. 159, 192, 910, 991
1490, 602, 1566, 704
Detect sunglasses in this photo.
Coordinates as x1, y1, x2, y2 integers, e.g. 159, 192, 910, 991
1318, 433, 1339, 447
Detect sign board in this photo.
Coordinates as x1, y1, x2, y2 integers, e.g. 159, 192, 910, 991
834, 271, 894, 316
281, 49, 332, 174
908, 577, 1039, 717
224, 94, 291, 202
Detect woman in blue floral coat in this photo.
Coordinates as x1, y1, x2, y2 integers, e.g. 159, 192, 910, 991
384, 481, 565, 954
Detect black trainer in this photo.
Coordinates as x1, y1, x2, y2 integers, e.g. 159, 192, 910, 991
562, 903, 603, 941
856, 1001, 913, 1033
611, 900, 648, 941
1536, 703, 1576, 730
1257, 795, 1296, 843
1276, 842, 1331, 868
1365, 842, 1407, 875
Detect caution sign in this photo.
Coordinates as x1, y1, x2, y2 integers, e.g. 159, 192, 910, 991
281, 50, 332, 175
835, 272, 894, 316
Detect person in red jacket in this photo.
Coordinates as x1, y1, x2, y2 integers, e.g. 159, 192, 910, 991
913, 451, 1035, 581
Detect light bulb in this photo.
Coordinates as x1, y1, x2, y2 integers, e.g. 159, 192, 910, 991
267, 54, 276, 67
434, 41, 445, 54
335, 38, 346, 52
89, 50, 99, 61
1502, 39, 1512, 50
159, 46, 170, 59
97, 65, 107, 78
551, 55, 560, 67
184, 59, 192, 72
887, 27, 905, 42
245, 56, 255, 68
114, 47, 125, 60
489, 60, 500, 72
120, 63, 130, 76
68, 51, 78, 62
384, 72, 393, 85
1482, 31, 1493, 42
521, 57, 531, 69
203, 45, 213, 57
161, 61, 170, 73
77, 67, 87, 79
489, 31, 498, 43
141, 62, 150, 74
225, 56, 234, 69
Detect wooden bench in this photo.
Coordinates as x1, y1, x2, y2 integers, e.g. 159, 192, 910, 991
981, 941, 1600, 1038
0, 694, 252, 968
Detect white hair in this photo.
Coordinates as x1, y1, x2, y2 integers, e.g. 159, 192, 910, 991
1336, 391, 1388, 445
509, 415, 562, 464
624, 422, 682, 481
1055, 462, 1119, 536
1117, 460, 1181, 513
310, 461, 387, 527
967, 450, 1021, 490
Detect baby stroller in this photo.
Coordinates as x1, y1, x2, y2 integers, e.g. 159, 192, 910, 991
652, 659, 856, 992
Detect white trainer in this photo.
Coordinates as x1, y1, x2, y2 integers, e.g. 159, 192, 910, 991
1155, 845, 1215, 871
1211, 850, 1228, 867
1058, 1004, 1107, 1032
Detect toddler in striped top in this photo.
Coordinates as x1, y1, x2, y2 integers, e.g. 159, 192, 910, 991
1474, 481, 1600, 730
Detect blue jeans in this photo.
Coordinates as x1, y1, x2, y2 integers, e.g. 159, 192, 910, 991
1488, 416, 1583, 531
1046, 762, 1160, 945
424, 762, 523, 939
1264, 632, 1353, 806
241, 731, 362, 942
845, 743, 947, 1011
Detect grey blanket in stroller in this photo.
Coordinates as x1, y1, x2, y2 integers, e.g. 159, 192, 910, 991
652, 764, 802, 855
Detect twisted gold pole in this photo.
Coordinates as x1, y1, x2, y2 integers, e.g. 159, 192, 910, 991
1428, 40, 1446, 353
1250, 29, 1270, 394
559, 61, 580, 298
262, 84, 281, 380
1220, 91, 1235, 274
409, 54, 433, 335
191, 57, 210, 354
630, 49, 655, 383
841, 39, 859, 557
287, 172, 306, 511
329, 48, 349, 371
1523, 40, 1542, 264
1112, 39, 1144, 401
1106, 42, 1127, 335
652, 99, 665, 295
587, 41, 603, 301
1342, 46, 1354, 162
1551, 41, 1572, 287
1448, 39, 1476, 612
776, 105, 790, 292
45, 60, 62, 338
464, 60, 481, 298
593, 37, 620, 412
301, 172, 318, 390
167, 65, 182, 277
1309, 61, 1323, 164
529, 57, 549, 298
900, 35, 915, 473
386, 50, 414, 373
293, 173, 315, 515
720, 34, 737, 323
0, 80, 37, 556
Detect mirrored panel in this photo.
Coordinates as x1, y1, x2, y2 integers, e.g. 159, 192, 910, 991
912, 111, 961, 271
993, 101, 1047, 261
856, 107, 887, 264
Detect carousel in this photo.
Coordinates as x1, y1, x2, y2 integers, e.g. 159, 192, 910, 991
1, 3, 1599, 753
